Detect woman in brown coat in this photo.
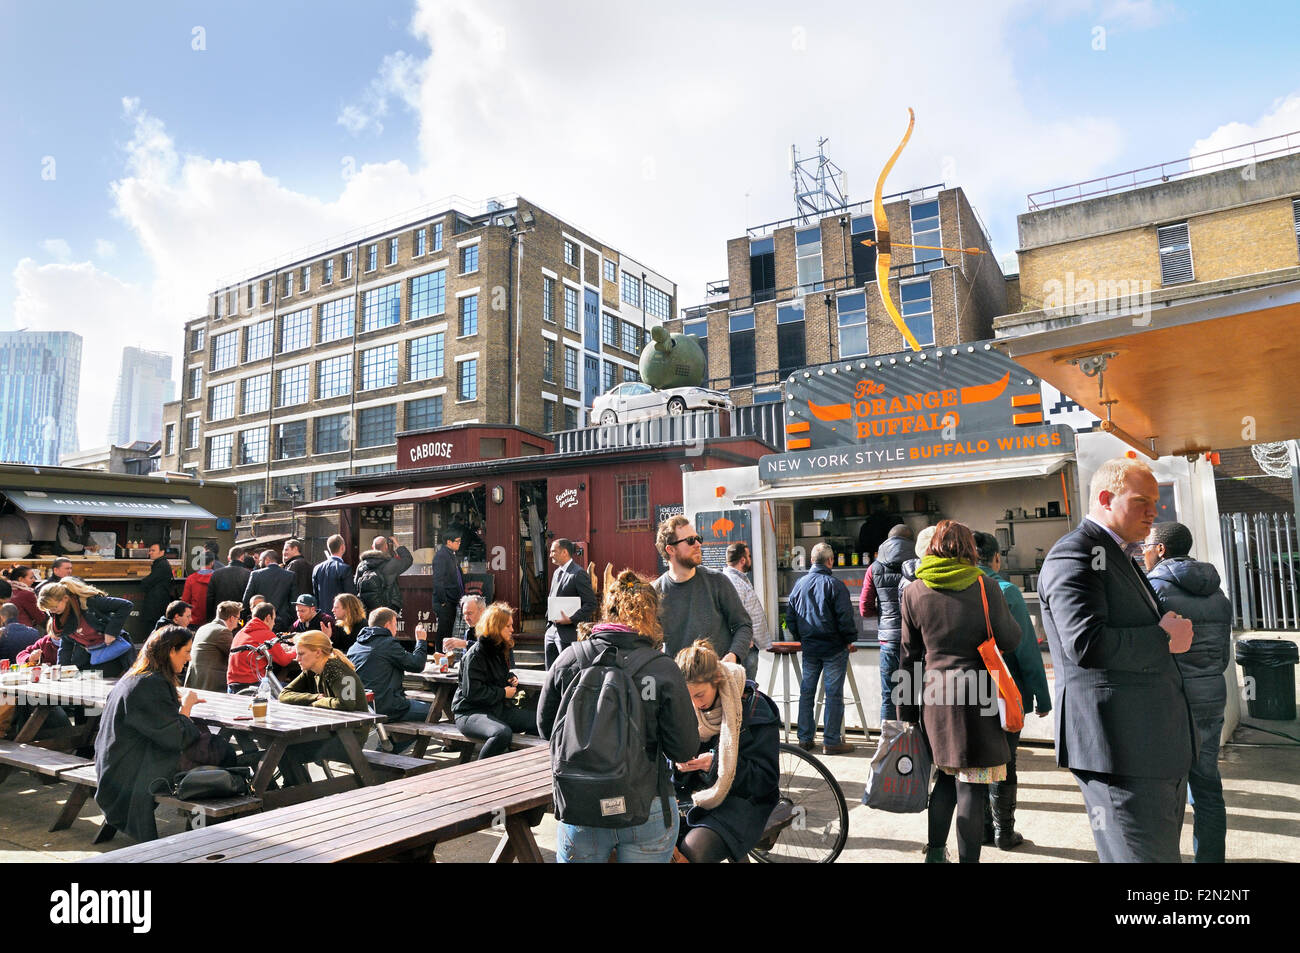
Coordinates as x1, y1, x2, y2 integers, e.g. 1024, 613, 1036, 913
899, 520, 1021, 863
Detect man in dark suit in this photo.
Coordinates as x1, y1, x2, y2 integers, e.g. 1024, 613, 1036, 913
312, 533, 355, 610
1037, 457, 1196, 863
206, 552, 254, 623
430, 530, 465, 652
282, 538, 313, 600
543, 537, 597, 669
140, 542, 175, 631
241, 549, 297, 632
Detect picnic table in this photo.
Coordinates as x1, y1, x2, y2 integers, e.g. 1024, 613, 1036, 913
83, 745, 554, 863
396, 666, 547, 757
183, 689, 386, 809
2, 672, 113, 747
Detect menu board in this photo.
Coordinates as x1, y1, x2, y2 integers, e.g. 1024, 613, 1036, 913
694, 509, 751, 571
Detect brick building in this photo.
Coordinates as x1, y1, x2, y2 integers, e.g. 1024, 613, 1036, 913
160, 196, 675, 531
662, 185, 1007, 405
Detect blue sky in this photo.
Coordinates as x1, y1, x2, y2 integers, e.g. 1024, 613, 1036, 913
3, 0, 1299, 447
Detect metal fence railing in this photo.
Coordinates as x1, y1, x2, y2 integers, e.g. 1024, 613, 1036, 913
551, 404, 783, 456
1220, 512, 1300, 630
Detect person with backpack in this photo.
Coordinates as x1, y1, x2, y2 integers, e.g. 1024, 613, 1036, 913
860, 524, 916, 721
537, 570, 698, 863
672, 639, 780, 863
355, 535, 414, 615
451, 603, 538, 759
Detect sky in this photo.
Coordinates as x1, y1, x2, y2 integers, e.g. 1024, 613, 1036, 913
3, 0, 1299, 450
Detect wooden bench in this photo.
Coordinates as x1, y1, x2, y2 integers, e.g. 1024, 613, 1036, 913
385, 721, 547, 763
154, 792, 264, 831
85, 746, 554, 864
361, 749, 440, 779
0, 740, 92, 785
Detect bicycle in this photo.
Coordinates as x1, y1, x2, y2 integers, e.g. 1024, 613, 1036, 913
229, 633, 295, 699
747, 743, 849, 863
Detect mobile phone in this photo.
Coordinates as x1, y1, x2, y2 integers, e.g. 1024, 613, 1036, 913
233, 714, 253, 721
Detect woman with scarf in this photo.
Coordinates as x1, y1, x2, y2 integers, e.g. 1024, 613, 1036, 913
3, 565, 47, 629
899, 520, 1022, 863
37, 578, 135, 677
672, 639, 780, 863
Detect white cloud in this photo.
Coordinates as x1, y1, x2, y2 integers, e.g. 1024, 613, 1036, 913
1189, 93, 1300, 168
94, 239, 117, 259
40, 239, 72, 262
1098, 0, 1179, 31
337, 50, 423, 135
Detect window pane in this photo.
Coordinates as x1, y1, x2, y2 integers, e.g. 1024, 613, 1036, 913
239, 426, 268, 466
278, 365, 309, 407
388, 237, 398, 265
319, 297, 355, 343
314, 414, 350, 454
542, 339, 555, 382
245, 319, 273, 362
410, 270, 446, 320
242, 373, 270, 415
431, 222, 443, 251
543, 276, 555, 323
207, 433, 233, 470
409, 333, 445, 381
360, 344, 398, 390
406, 395, 443, 431
459, 294, 478, 336
900, 279, 934, 346
313, 468, 347, 501
362, 283, 400, 332
237, 481, 265, 518
644, 285, 670, 322
564, 347, 578, 390
460, 244, 478, 273
280, 308, 311, 353
208, 382, 236, 421
356, 405, 396, 448
458, 359, 478, 401
621, 272, 641, 308
837, 293, 868, 358
276, 420, 307, 459
563, 286, 578, 331
211, 331, 238, 371
317, 354, 352, 399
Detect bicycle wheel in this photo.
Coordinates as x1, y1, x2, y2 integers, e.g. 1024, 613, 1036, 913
749, 743, 849, 863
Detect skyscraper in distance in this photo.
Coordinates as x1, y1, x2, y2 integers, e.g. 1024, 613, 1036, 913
109, 346, 174, 446
0, 330, 82, 465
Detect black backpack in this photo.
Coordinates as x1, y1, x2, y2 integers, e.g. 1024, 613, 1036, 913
549, 640, 666, 829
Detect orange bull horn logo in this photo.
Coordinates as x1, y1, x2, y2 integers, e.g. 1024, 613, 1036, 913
711, 517, 734, 537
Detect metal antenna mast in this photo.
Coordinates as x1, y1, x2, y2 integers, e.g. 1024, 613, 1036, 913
790, 138, 848, 224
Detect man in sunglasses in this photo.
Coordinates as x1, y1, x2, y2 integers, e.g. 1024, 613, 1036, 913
653, 516, 752, 665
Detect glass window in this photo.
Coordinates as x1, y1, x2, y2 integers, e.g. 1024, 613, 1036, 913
317, 354, 352, 399
621, 321, 639, 354
239, 426, 268, 466
564, 240, 577, 265
406, 395, 443, 431
208, 381, 236, 421
414, 227, 426, 257
270, 474, 306, 502
409, 333, 444, 381
603, 361, 617, 392
262, 278, 273, 304
188, 367, 202, 400
684, 318, 708, 366
777, 301, 806, 378
246, 284, 254, 309
543, 399, 555, 433
313, 468, 347, 502
237, 480, 264, 518
186, 417, 199, 449
245, 319, 273, 362
410, 270, 446, 320
211, 330, 238, 371
563, 347, 578, 390
909, 200, 943, 274
749, 236, 776, 303
623, 366, 640, 383
729, 311, 755, 387
362, 283, 401, 332
355, 463, 394, 475
563, 286, 578, 331
283, 271, 294, 298
323, 258, 334, 284
388, 237, 398, 266
621, 272, 641, 308
432, 222, 443, 252
564, 405, 578, 430
314, 414, 349, 454
539, 338, 555, 382
617, 475, 650, 529
319, 297, 355, 343
602, 312, 618, 347
207, 433, 233, 470
796, 226, 824, 294
460, 244, 478, 274
366, 244, 378, 272
241, 373, 270, 415
900, 279, 935, 347
837, 292, 868, 358
459, 294, 478, 336
458, 359, 478, 401
277, 364, 309, 407
343, 251, 353, 279
357, 405, 396, 448
276, 420, 307, 459
644, 284, 670, 322
164, 424, 176, 456
360, 343, 398, 390
301, 265, 310, 292
280, 308, 311, 353
191, 328, 206, 351
603, 259, 617, 282
543, 276, 555, 323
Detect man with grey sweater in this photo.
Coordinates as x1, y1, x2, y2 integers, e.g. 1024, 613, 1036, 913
653, 516, 752, 665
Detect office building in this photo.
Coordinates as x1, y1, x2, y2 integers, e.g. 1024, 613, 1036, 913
0, 330, 82, 465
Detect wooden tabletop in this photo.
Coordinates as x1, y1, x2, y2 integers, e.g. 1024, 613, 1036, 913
0, 672, 115, 708
409, 667, 547, 690
185, 688, 384, 740
84, 746, 553, 863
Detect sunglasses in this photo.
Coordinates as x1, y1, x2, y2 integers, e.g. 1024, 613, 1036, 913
670, 535, 703, 546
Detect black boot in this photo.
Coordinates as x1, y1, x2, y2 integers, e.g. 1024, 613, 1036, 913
990, 782, 1024, 849
983, 796, 995, 845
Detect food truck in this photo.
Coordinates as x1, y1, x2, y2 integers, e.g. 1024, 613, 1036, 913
0, 465, 237, 638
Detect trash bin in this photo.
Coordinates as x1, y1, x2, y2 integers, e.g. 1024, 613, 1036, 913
1235, 638, 1299, 721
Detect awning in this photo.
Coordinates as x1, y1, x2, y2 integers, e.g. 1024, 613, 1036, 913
733, 454, 1072, 503
2, 489, 217, 521
295, 481, 482, 512
994, 275, 1300, 458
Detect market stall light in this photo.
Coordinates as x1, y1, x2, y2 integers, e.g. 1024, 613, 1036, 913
491, 485, 504, 504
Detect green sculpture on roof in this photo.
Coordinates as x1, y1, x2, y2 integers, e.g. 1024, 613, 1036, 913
639, 325, 706, 390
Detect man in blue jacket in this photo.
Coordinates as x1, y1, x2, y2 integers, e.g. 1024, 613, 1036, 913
975, 531, 1052, 850
347, 607, 430, 753
786, 543, 857, 755
1144, 520, 1233, 863
312, 534, 355, 610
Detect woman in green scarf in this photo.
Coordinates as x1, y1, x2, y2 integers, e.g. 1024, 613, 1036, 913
898, 520, 1022, 863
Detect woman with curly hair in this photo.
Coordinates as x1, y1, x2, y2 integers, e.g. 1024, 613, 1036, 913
537, 570, 698, 863
37, 577, 135, 677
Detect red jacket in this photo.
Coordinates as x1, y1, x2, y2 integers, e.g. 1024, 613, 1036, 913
181, 570, 214, 628
16, 634, 60, 666
226, 617, 295, 686
858, 565, 877, 618
9, 585, 47, 629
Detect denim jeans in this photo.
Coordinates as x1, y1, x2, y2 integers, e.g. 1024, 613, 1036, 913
556, 797, 679, 863
798, 648, 849, 746
455, 706, 536, 759
387, 697, 431, 754
1187, 703, 1226, 863
878, 641, 901, 721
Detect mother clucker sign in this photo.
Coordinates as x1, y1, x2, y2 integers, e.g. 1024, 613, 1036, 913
759, 341, 1075, 481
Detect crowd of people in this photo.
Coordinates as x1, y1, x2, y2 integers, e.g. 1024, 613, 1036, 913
1, 457, 1236, 862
